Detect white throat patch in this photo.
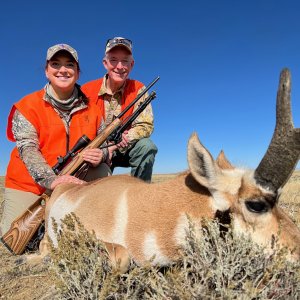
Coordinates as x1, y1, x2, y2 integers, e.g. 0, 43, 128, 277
47, 194, 84, 246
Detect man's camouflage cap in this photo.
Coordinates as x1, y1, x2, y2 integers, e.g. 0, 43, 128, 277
105, 37, 132, 54
46, 44, 79, 62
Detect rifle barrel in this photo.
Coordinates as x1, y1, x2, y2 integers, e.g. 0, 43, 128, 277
119, 91, 157, 131
118, 76, 159, 119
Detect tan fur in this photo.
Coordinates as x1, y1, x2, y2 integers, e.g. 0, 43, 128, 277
216, 150, 234, 170
45, 174, 215, 265
30, 133, 300, 270
25, 183, 130, 272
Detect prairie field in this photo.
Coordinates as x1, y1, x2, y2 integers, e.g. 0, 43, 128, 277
0, 172, 300, 299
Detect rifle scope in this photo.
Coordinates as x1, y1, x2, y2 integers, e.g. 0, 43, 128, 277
53, 134, 91, 174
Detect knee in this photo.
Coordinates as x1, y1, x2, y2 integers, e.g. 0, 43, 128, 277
24, 235, 51, 267
133, 138, 158, 156
104, 242, 130, 273
85, 163, 112, 181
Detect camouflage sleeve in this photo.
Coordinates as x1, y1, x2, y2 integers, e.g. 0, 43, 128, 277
12, 110, 57, 189
126, 86, 154, 148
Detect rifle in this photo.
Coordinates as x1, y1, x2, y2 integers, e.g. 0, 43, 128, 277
1, 76, 160, 255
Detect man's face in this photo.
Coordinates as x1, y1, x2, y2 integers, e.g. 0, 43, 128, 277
103, 47, 134, 86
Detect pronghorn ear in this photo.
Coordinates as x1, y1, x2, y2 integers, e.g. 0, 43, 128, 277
216, 150, 234, 170
187, 133, 219, 188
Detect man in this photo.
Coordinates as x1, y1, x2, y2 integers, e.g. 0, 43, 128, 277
81, 37, 157, 182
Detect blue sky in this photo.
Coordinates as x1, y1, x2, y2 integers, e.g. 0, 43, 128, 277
1, 0, 300, 175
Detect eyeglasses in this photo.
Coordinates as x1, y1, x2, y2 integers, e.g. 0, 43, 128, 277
106, 38, 133, 48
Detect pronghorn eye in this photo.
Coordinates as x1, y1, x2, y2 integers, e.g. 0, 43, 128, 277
245, 200, 269, 213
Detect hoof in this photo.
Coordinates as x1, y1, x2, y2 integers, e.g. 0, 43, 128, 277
42, 255, 51, 264
15, 255, 27, 266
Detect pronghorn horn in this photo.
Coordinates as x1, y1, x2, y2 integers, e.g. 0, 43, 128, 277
254, 68, 300, 192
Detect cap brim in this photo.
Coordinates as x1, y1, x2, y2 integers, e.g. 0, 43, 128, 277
47, 49, 78, 62
105, 44, 132, 54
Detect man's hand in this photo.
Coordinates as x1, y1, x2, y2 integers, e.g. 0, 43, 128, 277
106, 130, 129, 166
50, 175, 85, 190
82, 148, 104, 167
106, 143, 118, 166
116, 130, 129, 149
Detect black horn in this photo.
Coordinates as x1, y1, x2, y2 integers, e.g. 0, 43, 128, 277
254, 68, 300, 192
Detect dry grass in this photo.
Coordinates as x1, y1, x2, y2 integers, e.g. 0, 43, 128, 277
0, 172, 299, 299
0, 177, 60, 299
280, 170, 300, 224
151, 173, 178, 183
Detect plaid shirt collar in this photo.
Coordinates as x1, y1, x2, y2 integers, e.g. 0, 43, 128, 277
98, 74, 127, 99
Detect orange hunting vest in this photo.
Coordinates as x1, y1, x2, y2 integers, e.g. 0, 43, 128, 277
5, 89, 102, 195
81, 78, 144, 122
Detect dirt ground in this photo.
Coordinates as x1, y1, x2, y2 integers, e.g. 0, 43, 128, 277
0, 172, 299, 299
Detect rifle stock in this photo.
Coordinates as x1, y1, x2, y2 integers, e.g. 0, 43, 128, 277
1, 76, 159, 255
1, 194, 48, 254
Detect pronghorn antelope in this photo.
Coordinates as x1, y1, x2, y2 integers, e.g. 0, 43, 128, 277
31, 68, 300, 272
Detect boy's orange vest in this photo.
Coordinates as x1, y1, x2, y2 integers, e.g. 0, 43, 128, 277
81, 78, 144, 122
5, 89, 102, 195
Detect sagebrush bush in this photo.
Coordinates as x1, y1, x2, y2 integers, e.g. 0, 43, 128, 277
50, 214, 300, 300
50, 213, 119, 299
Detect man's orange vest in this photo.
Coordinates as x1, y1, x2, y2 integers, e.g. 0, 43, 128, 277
81, 78, 144, 123
5, 89, 102, 195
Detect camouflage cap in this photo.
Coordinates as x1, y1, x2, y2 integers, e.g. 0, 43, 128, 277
105, 37, 132, 54
46, 43, 79, 62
